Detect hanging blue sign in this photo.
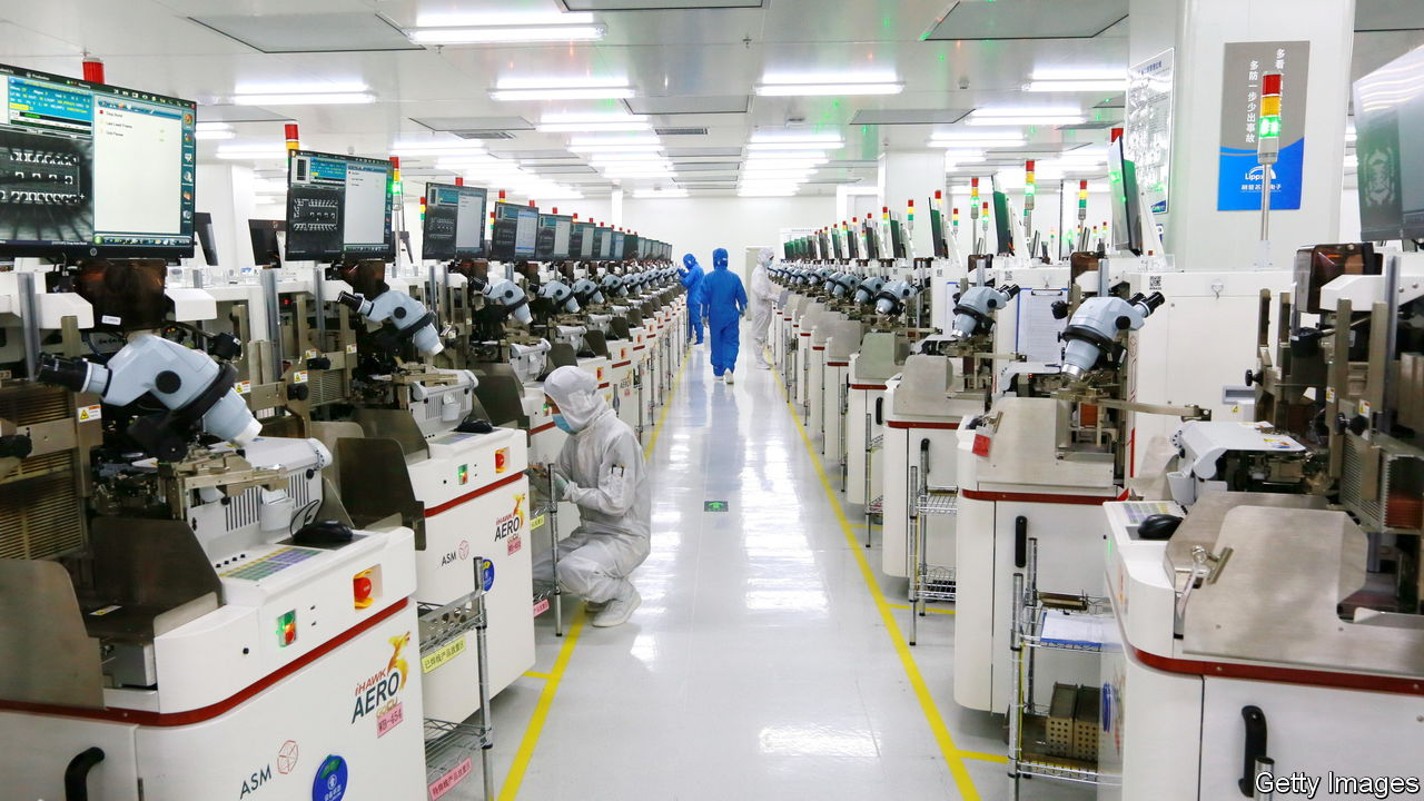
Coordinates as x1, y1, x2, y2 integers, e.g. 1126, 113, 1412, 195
1216, 41, 1311, 212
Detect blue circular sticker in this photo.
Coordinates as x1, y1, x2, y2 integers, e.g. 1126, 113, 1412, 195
480, 558, 496, 592
312, 755, 348, 801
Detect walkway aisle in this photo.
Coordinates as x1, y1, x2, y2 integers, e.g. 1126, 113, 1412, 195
482, 351, 1091, 801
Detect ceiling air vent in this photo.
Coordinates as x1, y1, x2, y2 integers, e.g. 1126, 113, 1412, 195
654, 127, 709, 136
453, 131, 518, 140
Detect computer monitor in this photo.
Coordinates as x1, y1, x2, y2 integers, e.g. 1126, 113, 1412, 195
0, 62, 197, 259
285, 150, 394, 262
862, 222, 879, 259
1107, 137, 1145, 256
248, 219, 284, 267
570, 222, 591, 258
622, 234, 640, 261
490, 201, 539, 261
535, 213, 572, 260
889, 220, 906, 259
992, 190, 1014, 256
422, 182, 487, 260
612, 231, 625, 260
1354, 43, 1424, 241
847, 230, 859, 260
193, 212, 218, 266
930, 208, 948, 258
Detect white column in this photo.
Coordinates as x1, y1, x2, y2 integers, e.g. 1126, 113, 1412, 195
197, 163, 259, 269
877, 151, 948, 258
1129, 0, 1356, 269
610, 187, 625, 228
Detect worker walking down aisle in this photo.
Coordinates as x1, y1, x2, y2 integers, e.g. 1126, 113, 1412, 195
701, 247, 747, 383
534, 366, 651, 628
748, 247, 776, 369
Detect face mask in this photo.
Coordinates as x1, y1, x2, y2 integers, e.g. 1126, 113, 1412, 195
553, 414, 575, 434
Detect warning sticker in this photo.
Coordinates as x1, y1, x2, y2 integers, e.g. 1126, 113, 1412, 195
77, 404, 102, 422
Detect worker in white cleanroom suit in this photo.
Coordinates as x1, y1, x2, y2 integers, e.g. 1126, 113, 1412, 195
749, 247, 776, 369
533, 366, 651, 627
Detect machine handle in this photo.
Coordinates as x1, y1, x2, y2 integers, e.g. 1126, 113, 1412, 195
1238, 705, 1269, 797
875, 397, 884, 426
1014, 516, 1028, 569
65, 747, 105, 801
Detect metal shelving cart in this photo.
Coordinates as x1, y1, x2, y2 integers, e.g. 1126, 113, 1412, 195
863, 428, 884, 548
419, 563, 495, 801
906, 488, 957, 646
1007, 538, 1117, 798
530, 469, 565, 637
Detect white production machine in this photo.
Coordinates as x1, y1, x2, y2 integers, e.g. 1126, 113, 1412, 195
1101, 494, 1424, 800
0, 436, 428, 801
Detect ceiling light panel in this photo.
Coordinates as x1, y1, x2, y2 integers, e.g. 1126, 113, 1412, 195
626, 96, 750, 115
562, 0, 765, 9
923, 0, 1128, 41
405, 22, 605, 45
191, 13, 421, 53
849, 108, 975, 126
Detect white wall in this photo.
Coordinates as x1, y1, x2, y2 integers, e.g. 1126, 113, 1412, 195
621, 195, 838, 275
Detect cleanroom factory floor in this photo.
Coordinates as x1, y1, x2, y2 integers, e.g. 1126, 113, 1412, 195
475, 343, 1092, 801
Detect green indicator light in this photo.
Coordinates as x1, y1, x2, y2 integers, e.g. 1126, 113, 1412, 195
1258, 116, 1281, 139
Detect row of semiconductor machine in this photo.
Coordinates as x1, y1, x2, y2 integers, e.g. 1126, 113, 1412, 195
766, 43, 1424, 800
0, 61, 689, 801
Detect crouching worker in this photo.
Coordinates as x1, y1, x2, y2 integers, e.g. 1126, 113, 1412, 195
533, 366, 651, 627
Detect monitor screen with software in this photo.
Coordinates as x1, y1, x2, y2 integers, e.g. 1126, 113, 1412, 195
422, 182, 487, 260
0, 61, 198, 259
285, 150, 394, 261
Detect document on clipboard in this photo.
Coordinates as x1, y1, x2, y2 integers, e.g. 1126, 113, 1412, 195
1016, 288, 1070, 364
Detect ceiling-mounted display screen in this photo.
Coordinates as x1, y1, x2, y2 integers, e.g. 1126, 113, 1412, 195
285, 150, 394, 261
0, 62, 197, 258
422, 182, 487, 260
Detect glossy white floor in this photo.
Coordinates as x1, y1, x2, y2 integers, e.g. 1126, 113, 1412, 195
469, 344, 1092, 801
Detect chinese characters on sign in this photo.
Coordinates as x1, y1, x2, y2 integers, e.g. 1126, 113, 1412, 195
1217, 41, 1311, 211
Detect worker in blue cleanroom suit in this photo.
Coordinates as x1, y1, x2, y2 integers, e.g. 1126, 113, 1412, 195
534, 366, 651, 627
701, 247, 747, 383
679, 253, 705, 346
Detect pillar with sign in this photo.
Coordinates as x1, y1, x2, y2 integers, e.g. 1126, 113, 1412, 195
1126, 0, 1355, 269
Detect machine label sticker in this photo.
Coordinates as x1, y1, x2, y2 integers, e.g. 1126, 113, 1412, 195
304, 348, 319, 360
494, 494, 527, 542
458, 540, 470, 560
77, 404, 102, 422
507, 533, 523, 556
530, 513, 546, 531
1326, 387, 1336, 403
293, 370, 309, 384
495, 447, 509, 474
89, 604, 122, 616
533, 598, 551, 617
277, 741, 299, 775
1360, 400, 1373, 417
346, 343, 357, 354
479, 558, 495, 592
236, 380, 252, 395
428, 757, 474, 800
311, 755, 348, 801
352, 632, 410, 737
458, 464, 469, 485
421, 637, 466, 674
101, 314, 122, 326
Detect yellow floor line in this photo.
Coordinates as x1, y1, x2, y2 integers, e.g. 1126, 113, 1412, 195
499, 347, 688, 801
497, 609, 586, 801
888, 603, 957, 616
959, 749, 1011, 765
777, 370, 984, 800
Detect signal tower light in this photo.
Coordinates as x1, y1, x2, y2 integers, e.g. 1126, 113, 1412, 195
1258, 73, 1283, 164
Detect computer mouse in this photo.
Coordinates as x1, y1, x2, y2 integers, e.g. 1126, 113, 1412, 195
1137, 514, 1183, 541
293, 520, 354, 546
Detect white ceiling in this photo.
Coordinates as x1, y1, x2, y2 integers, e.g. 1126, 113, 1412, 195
2, 0, 1421, 199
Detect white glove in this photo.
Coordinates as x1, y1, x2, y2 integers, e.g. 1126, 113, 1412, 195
552, 471, 573, 500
